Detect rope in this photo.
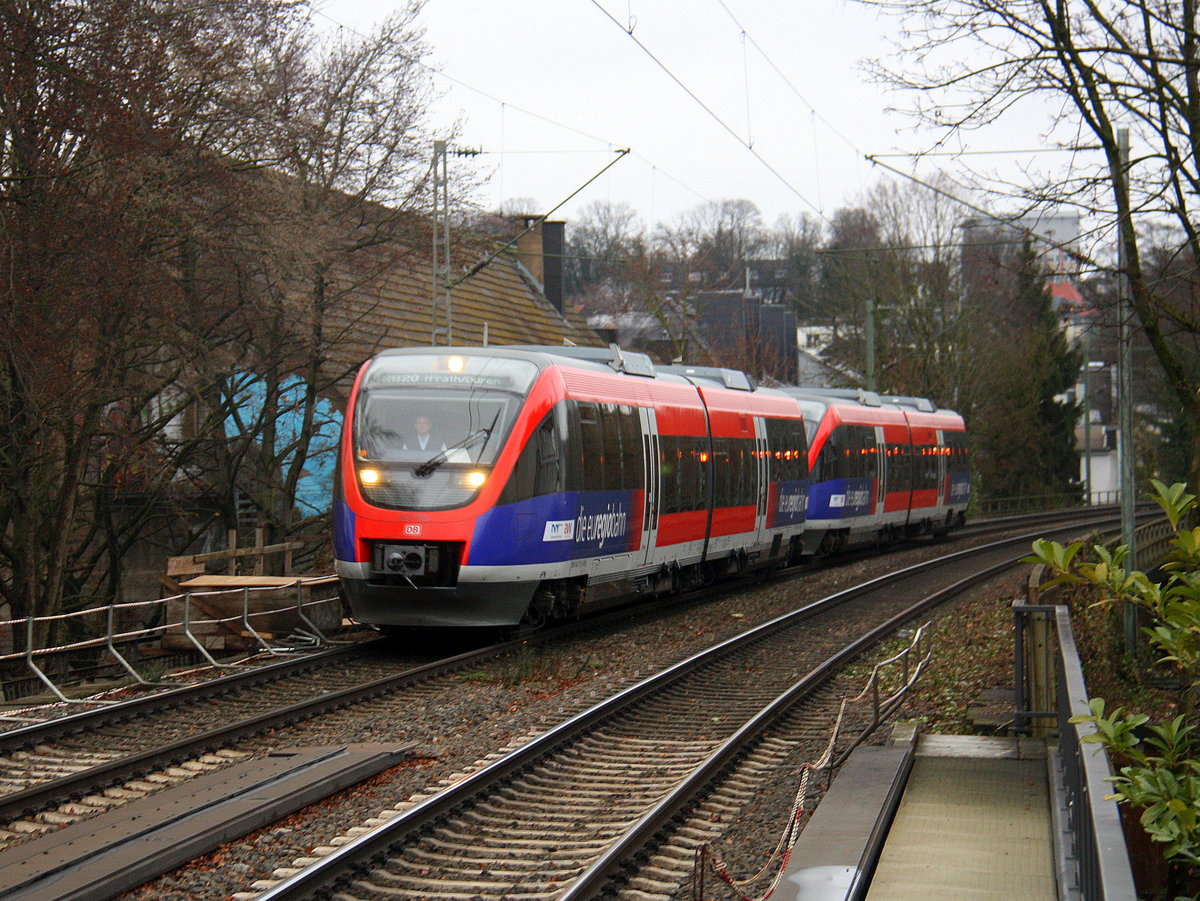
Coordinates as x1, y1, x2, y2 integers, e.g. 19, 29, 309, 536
690, 624, 931, 899
690, 698, 850, 901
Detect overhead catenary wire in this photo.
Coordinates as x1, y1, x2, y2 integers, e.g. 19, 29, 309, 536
312, 5, 717, 221
588, 0, 827, 221
862, 153, 1108, 273
714, 0, 863, 158
707, 0, 1113, 264
451, 149, 631, 288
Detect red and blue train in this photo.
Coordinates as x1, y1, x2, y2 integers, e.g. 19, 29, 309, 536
333, 345, 969, 631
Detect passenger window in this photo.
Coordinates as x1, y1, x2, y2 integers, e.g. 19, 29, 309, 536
578, 401, 604, 492
499, 409, 563, 505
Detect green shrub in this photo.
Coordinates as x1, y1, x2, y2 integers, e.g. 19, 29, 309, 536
1026, 480, 1200, 873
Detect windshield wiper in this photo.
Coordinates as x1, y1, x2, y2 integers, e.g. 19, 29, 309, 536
413, 428, 491, 478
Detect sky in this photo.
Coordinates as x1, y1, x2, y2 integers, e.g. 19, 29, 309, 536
316, 0, 1072, 234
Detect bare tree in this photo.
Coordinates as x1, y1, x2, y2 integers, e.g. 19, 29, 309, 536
0, 0, 439, 632
564, 200, 645, 312
661, 199, 769, 280
0, 0, 322, 639
861, 0, 1200, 486
194, 6, 438, 552
767, 212, 824, 319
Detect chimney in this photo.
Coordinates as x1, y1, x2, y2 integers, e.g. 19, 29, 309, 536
542, 220, 565, 313
515, 217, 544, 285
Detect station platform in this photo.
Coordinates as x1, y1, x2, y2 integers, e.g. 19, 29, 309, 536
779, 730, 1059, 901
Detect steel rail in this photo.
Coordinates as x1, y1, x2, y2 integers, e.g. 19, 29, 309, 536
0, 508, 1128, 828
0, 633, 548, 823
0, 504, 1111, 752
256, 521, 1118, 901
573, 515, 1143, 898
562, 543, 1046, 897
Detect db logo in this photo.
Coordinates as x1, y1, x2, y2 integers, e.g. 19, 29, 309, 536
404, 524, 422, 536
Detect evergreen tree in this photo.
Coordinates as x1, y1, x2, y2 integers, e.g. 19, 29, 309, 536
972, 241, 1083, 500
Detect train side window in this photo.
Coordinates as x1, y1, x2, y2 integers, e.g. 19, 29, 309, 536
601, 403, 622, 491
917, 444, 940, 489
712, 437, 730, 508
765, 418, 802, 484
659, 435, 681, 515
853, 426, 876, 480
565, 401, 585, 492
736, 436, 756, 505
679, 439, 698, 511
620, 406, 645, 491
727, 438, 742, 506
578, 401, 605, 492
498, 409, 563, 505
886, 443, 911, 489
691, 436, 711, 511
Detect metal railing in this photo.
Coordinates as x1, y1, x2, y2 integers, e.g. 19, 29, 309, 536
0, 576, 344, 716
972, 490, 1121, 517
1014, 600, 1137, 901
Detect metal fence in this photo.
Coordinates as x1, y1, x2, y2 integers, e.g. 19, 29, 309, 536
971, 490, 1122, 516
0, 576, 344, 717
1014, 600, 1137, 901
1011, 509, 1181, 900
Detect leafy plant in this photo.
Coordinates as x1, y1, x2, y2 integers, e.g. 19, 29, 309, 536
1026, 481, 1200, 873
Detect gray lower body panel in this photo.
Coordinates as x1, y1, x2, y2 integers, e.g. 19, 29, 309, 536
341, 577, 538, 628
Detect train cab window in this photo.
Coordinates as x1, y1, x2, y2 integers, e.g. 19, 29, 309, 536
814, 431, 839, 483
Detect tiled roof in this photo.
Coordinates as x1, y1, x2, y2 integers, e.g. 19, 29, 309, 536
321, 240, 602, 396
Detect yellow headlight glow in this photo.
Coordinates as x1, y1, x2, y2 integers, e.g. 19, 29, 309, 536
447, 356, 465, 373
359, 468, 381, 485
466, 471, 487, 488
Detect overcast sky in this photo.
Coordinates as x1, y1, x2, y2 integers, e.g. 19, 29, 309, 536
319, 1, 1070, 233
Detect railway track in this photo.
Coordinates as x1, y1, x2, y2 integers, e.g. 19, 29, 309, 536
0, 508, 1131, 898
254, 519, 1116, 901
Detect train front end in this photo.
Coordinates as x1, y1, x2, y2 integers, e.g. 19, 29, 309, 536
333, 349, 551, 629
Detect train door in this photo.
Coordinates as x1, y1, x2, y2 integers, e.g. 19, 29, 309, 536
874, 425, 887, 517
935, 428, 946, 508
754, 416, 770, 546
639, 405, 661, 567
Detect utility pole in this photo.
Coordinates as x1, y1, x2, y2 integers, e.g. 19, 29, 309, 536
1116, 127, 1138, 653
431, 140, 451, 346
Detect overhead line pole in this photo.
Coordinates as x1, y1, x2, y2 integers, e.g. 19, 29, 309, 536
431, 139, 451, 346
1116, 127, 1138, 654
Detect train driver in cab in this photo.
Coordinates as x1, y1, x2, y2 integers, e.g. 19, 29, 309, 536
403, 414, 446, 453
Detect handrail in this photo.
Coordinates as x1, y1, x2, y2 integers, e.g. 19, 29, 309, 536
0, 576, 342, 713
1054, 605, 1139, 901
1014, 598, 1137, 900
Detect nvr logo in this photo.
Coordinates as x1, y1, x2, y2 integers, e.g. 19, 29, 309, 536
543, 520, 575, 541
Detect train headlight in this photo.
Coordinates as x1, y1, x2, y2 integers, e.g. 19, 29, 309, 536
465, 470, 487, 489
447, 355, 465, 372
359, 468, 381, 486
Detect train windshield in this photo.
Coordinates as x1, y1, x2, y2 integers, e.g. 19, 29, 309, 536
351, 355, 539, 511
354, 355, 538, 466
